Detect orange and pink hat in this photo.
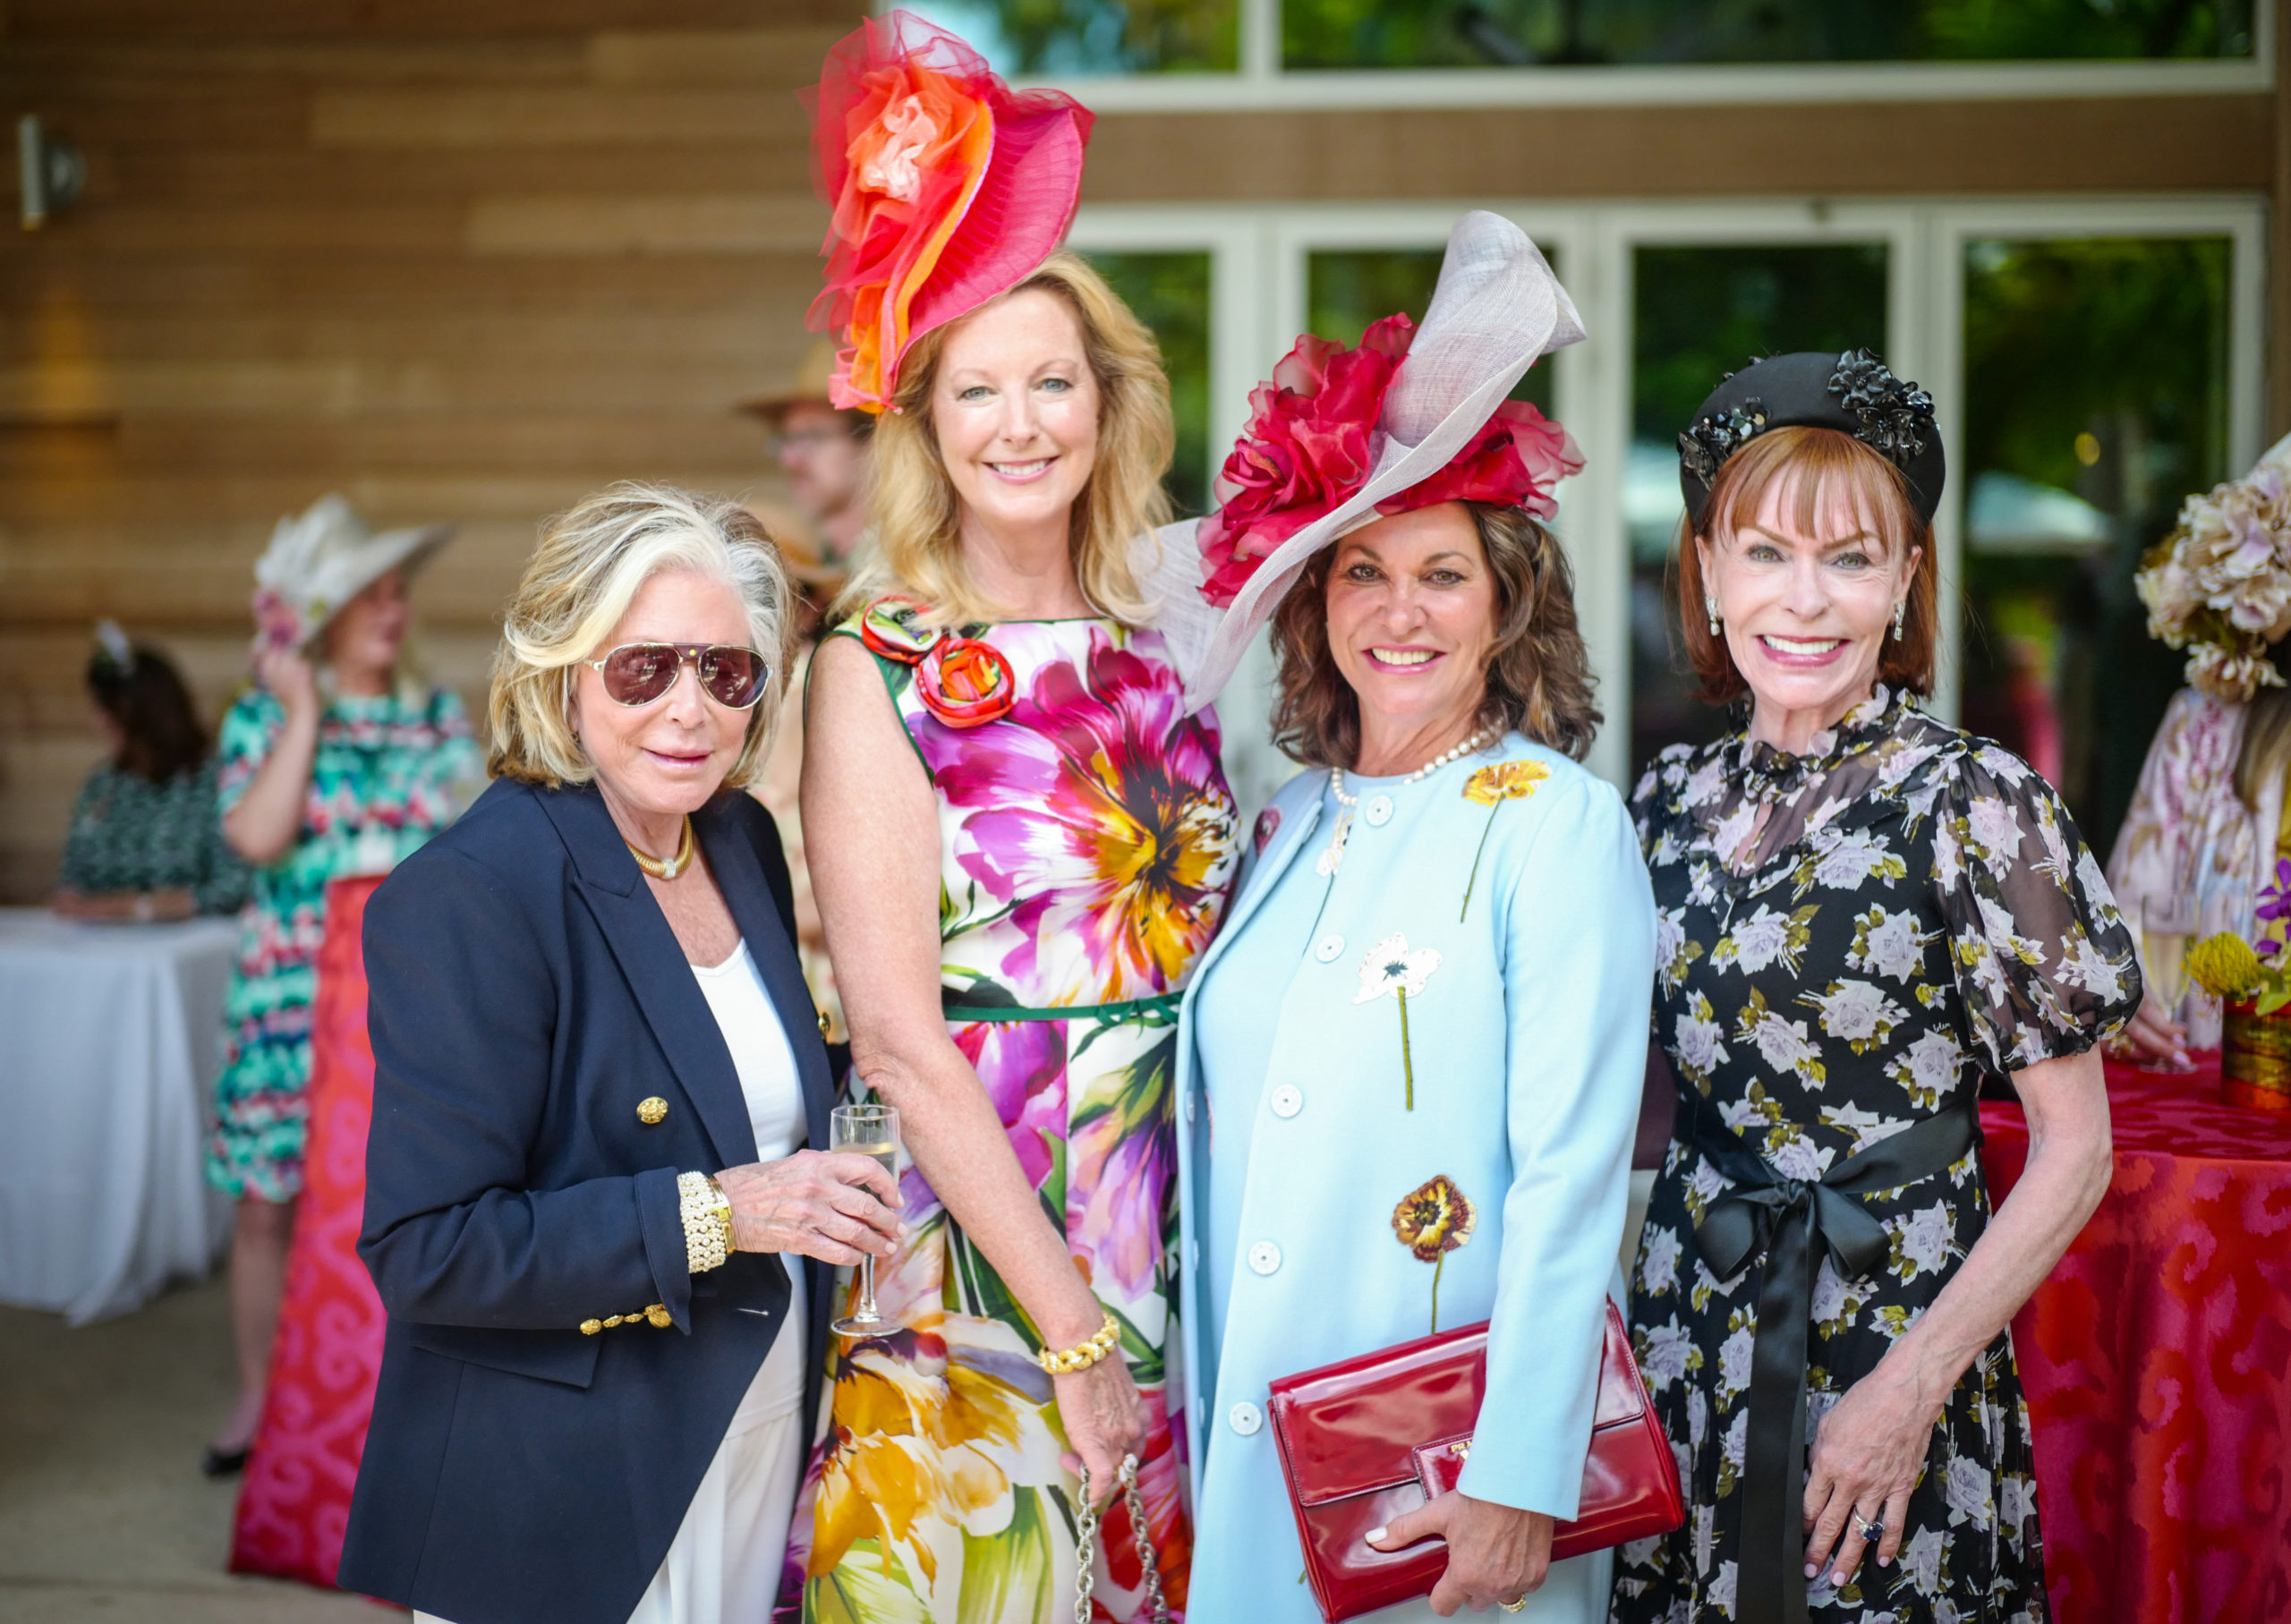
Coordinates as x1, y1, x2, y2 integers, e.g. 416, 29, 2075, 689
803, 13, 1094, 414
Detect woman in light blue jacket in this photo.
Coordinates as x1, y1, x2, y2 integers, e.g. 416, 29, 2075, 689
1173, 480, 1655, 1618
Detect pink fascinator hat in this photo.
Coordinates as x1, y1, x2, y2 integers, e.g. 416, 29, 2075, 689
804, 12, 1094, 414
1137, 210, 1586, 713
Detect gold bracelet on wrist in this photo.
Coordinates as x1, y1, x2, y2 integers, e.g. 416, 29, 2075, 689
1035, 1311, 1121, 1375
676, 1170, 734, 1274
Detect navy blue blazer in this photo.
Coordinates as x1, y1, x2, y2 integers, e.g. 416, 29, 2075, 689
338, 777, 836, 1624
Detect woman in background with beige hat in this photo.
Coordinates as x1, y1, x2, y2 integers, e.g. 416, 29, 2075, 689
202, 493, 483, 1476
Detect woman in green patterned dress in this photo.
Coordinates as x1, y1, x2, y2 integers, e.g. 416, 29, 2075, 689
52, 623, 246, 921
203, 496, 482, 1475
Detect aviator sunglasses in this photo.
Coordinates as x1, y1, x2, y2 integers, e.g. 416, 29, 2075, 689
582, 642, 772, 710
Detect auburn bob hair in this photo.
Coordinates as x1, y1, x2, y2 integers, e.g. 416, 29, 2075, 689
1678, 425, 1937, 705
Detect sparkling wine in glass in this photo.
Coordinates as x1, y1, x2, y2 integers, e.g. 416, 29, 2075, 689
2142, 898, 2193, 1016
830, 1101, 900, 1338
2139, 897, 2196, 1073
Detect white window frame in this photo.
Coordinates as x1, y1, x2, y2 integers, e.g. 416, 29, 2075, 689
1001, 0, 2269, 110
1074, 195, 2267, 800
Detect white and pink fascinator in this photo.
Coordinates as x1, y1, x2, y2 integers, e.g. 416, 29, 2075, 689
1137, 210, 1586, 714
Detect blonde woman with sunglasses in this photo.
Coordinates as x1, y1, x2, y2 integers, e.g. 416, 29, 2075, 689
339, 484, 899, 1624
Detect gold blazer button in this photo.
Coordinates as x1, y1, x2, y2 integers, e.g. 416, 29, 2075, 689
637, 1097, 669, 1126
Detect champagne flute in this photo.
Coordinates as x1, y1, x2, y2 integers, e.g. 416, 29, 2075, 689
830, 1101, 900, 1338
2140, 897, 2194, 1072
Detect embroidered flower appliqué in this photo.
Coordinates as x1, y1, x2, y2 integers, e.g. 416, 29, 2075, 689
1355, 932, 1441, 1109
1392, 1174, 1476, 1332
1459, 759, 1550, 920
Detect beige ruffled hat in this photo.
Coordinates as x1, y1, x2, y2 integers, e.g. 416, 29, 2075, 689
251, 494, 454, 651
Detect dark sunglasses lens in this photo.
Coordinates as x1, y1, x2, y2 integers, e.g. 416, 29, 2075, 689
700, 648, 768, 708
601, 644, 678, 705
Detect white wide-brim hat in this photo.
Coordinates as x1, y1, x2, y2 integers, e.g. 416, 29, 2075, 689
253, 493, 454, 650
1134, 209, 1584, 714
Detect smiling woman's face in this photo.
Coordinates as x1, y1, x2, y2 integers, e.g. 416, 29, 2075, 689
930, 286, 1101, 542
571, 566, 754, 822
1699, 471, 1920, 732
1324, 502, 1499, 744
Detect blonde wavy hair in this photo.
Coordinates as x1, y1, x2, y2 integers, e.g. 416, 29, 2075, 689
838, 251, 1174, 627
488, 483, 796, 790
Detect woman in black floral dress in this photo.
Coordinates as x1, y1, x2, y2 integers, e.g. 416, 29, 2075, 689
1610, 353, 2138, 1624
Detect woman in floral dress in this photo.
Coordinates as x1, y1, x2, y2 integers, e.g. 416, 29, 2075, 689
782, 26, 1233, 1613
1610, 355, 2136, 1624
205, 496, 481, 1475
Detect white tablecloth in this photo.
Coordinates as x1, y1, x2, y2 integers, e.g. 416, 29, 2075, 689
0, 907, 239, 1322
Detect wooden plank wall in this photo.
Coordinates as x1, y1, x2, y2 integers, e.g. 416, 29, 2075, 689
0, 2, 862, 901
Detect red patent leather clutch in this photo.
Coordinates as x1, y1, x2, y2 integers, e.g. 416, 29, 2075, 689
1265, 1300, 1683, 1622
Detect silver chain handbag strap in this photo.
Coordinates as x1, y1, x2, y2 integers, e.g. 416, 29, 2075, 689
1072, 1454, 1172, 1624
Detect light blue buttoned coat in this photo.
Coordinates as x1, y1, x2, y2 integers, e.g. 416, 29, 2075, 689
1173, 737, 1657, 1622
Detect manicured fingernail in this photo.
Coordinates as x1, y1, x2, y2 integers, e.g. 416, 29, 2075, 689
1878, 1556, 1891, 1568
1366, 1527, 1388, 1546
1804, 1564, 1818, 1578
1833, 1572, 1848, 1586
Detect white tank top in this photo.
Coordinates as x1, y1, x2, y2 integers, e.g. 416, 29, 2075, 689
689, 941, 809, 1428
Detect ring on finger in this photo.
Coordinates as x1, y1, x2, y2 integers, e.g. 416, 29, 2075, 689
1855, 1514, 1884, 1543
1499, 1599, 1528, 1614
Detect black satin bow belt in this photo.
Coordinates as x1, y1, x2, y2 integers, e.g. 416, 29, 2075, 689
1674, 1086, 1978, 1624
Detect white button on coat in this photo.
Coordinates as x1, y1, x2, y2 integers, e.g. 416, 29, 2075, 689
1314, 933, 1344, 963
1270, 1084, 1303, 1118
1364, 795, 1394, 826
1248, 1241, 1282, 1276
1229, 1401, 1264, 1436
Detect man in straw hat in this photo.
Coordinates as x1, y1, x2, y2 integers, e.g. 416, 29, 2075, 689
738, 336, 871, 600
737, 337, 871, 1049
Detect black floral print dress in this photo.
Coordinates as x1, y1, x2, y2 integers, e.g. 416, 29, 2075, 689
1609, 686, 2140, 1624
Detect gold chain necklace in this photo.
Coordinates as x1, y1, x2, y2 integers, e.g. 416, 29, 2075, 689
626, 816, 695, 881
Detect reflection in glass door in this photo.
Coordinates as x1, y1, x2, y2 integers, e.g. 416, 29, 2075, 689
1627, 243, 1891, 778
1958, 235, 2234, 855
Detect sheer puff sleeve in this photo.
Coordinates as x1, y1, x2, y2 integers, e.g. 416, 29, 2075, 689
1927, 739, 2143, 1076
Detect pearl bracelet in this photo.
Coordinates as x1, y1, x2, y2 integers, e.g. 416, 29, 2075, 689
677, 1170, 735, 1274
1035, 1311, 1121, 1375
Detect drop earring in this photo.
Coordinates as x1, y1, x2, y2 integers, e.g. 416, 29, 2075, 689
1892, 599, 1906, 642
1707, 599, 1723, 638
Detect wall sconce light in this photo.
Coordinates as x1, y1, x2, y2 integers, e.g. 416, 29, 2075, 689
18, 115, 86, 231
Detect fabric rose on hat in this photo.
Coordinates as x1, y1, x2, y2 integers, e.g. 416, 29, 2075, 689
1196, 315, 1413, 608
1194, 310, 1580, 610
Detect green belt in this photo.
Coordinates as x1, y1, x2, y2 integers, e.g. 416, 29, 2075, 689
939, 989, 1183, 1024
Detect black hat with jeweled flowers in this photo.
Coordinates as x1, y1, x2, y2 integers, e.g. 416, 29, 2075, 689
1676, 349, 1944, 531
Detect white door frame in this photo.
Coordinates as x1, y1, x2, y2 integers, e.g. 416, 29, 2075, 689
1073, 194, 2267, 800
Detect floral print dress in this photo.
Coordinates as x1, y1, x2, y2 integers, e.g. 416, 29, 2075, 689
209, 684, 481, 1203
782, 616, 1239, 1623
1610, 687, 2140, 1624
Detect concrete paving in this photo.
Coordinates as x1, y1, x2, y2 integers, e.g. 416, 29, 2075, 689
0, 1275, 387, 1623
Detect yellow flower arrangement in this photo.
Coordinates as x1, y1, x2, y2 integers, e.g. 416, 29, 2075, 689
2188, 931, 2278, 1009
1459, 759, 1550, 921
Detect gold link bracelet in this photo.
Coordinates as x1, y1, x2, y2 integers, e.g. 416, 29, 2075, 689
1035, 1311, 1120, 1375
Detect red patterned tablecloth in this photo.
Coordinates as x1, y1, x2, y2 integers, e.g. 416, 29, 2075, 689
228, 875, 388, 1591
1982, 1055, 2291, 1624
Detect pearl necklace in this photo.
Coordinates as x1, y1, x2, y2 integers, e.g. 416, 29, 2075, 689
1330, 727, 1495, 807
